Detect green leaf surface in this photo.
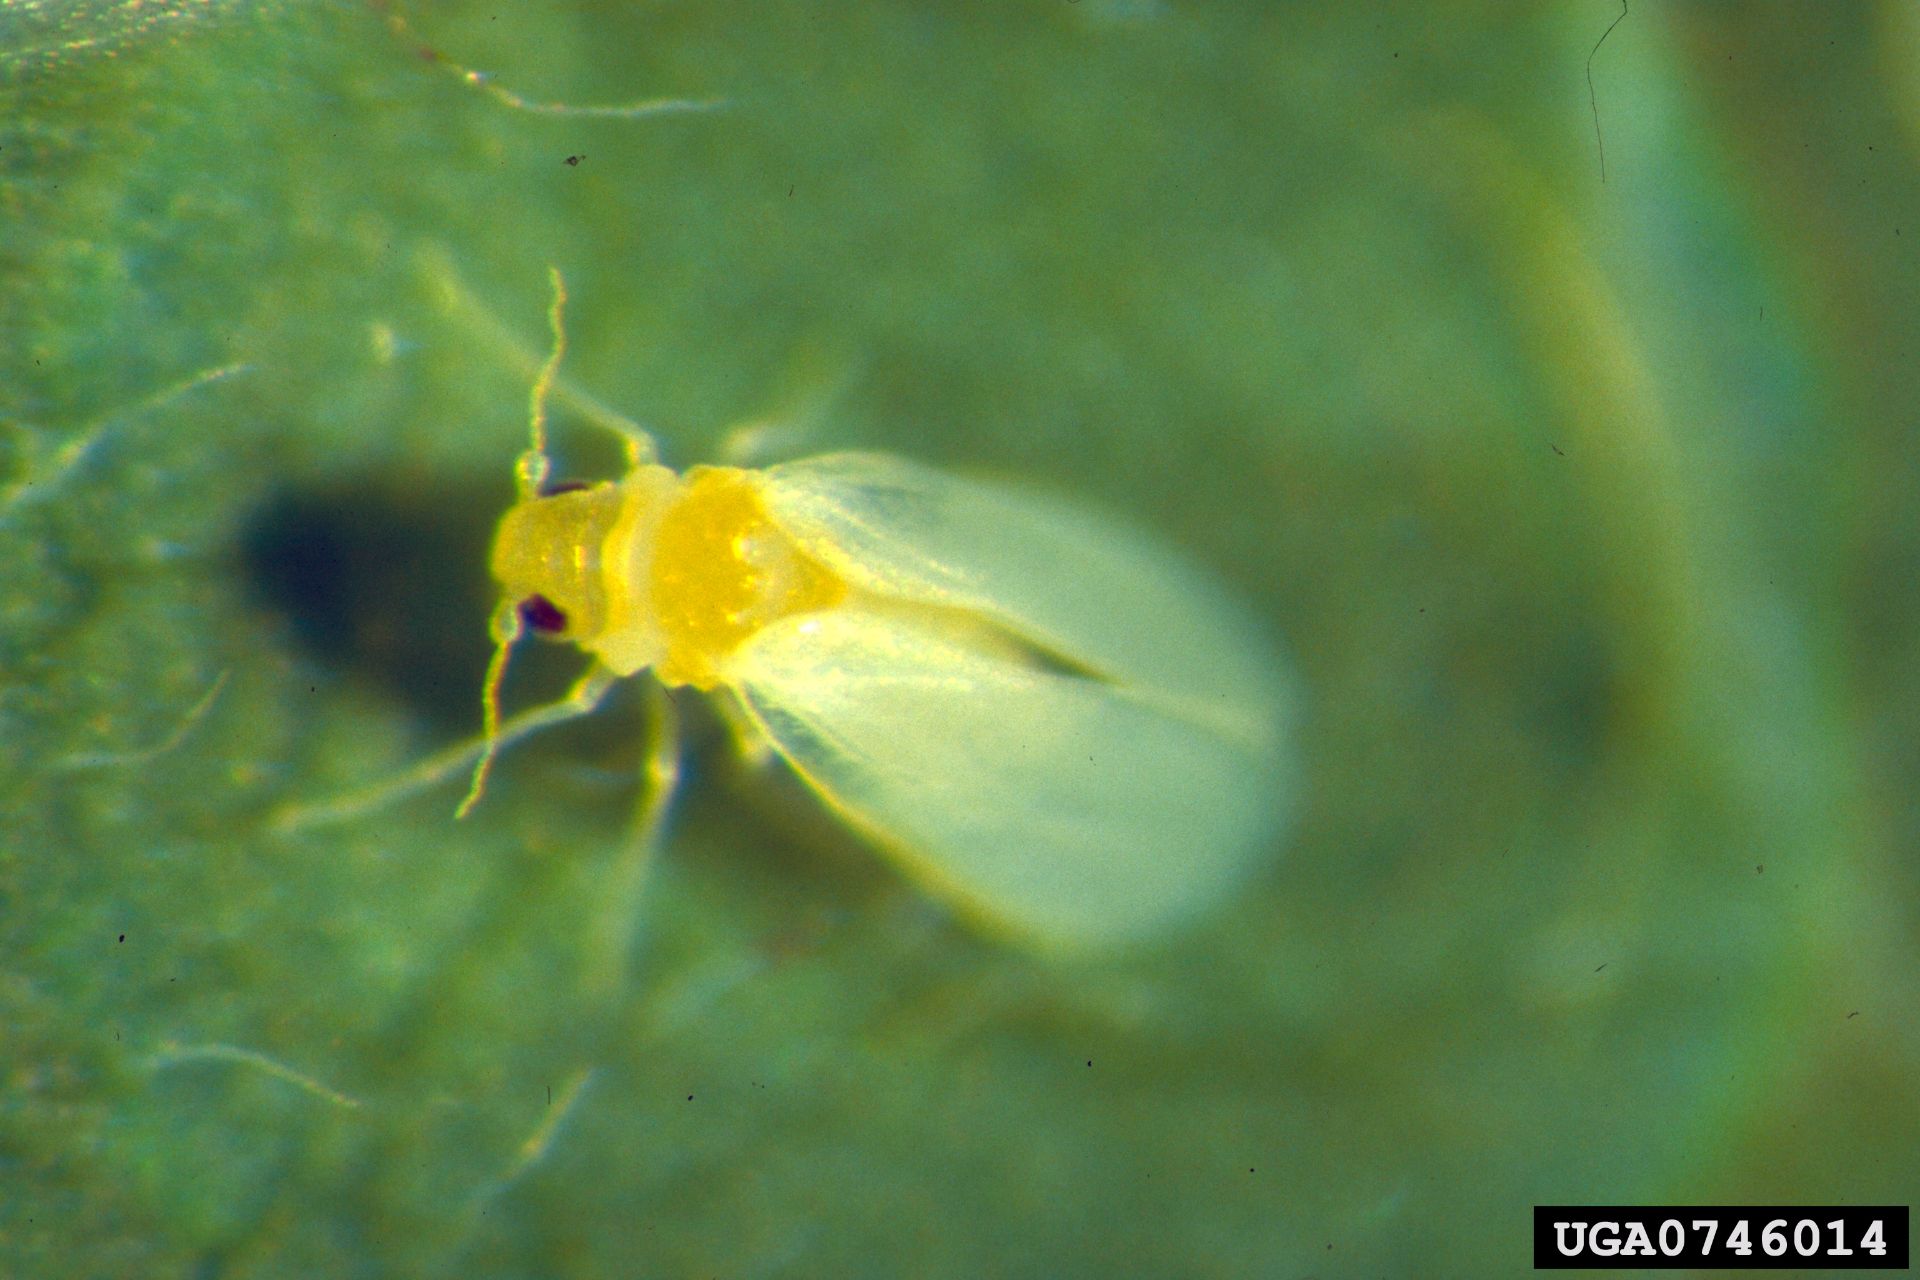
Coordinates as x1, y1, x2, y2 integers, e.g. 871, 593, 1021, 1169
5, 2, 1916, 1275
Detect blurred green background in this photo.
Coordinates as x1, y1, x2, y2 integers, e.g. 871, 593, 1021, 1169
4, 1, 1917, 1275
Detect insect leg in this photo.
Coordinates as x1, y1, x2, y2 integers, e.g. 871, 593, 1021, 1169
711, 416, 810, 469
582, 680, 682, 993
529, 266, 656, 473
516, 265, 662, 495
413, 246, 663, 465
269, 665, 623, 834
712, 686, 778, 771
464, 1065, 599, 1215
709, 358, 860, 467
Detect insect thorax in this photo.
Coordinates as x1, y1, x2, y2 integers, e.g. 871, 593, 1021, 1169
650, 467, 847, 689
488, 465, 845, 689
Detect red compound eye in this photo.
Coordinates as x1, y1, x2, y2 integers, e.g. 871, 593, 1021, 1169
518, 594, 568, 635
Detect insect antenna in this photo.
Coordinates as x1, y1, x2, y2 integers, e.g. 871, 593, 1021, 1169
459, 265, 568, 817
515, 265, 568, 498
457, 599, 525, 818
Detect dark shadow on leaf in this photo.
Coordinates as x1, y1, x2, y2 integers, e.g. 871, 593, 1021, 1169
240, 476, 523, 730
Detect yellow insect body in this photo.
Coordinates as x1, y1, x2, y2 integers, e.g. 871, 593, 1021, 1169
280, 270, 1292, 953
486, 447, 1292, 950
492, 466, 847, 689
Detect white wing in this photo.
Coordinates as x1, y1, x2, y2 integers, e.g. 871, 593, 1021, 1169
756, 452, 1287, 756
731, 608, 1284, 950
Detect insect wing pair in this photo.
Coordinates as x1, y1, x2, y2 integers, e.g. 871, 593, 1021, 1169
518, 449, 1293, 951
